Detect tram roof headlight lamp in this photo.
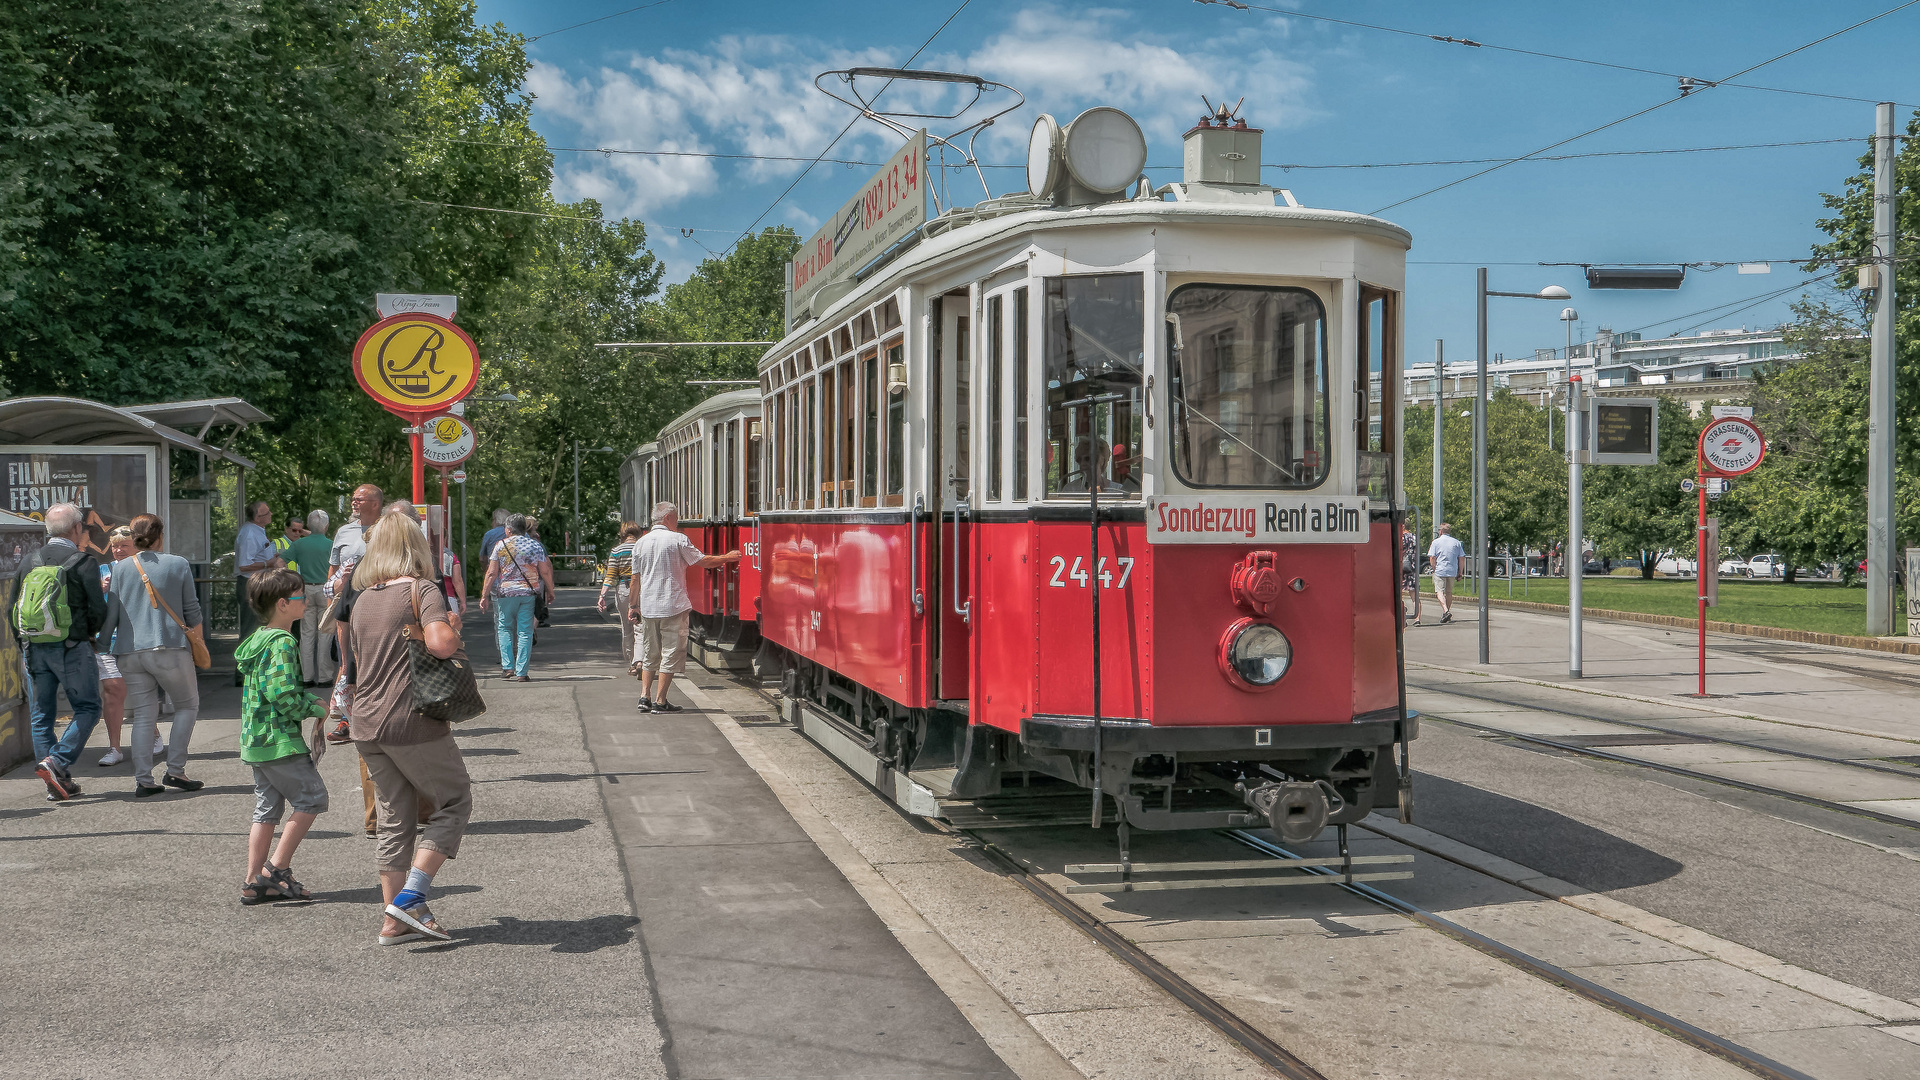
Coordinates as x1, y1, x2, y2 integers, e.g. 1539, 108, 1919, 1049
1218, 619, 1292, 692
1063, 107, 1148, 194
1027, 114, 1063, 198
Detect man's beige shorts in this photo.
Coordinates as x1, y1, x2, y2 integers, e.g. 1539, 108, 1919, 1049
638, 611, 690, 674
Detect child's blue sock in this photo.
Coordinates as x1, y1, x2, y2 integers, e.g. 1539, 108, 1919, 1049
392, 867, 433, 909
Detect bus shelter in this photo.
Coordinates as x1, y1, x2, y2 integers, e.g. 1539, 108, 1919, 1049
0, 397, 265, 772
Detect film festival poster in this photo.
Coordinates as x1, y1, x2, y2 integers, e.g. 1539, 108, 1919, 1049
3, 451, 150, 555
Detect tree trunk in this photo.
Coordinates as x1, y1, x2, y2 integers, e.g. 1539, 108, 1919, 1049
1640, 550, 1656, 580
1783, 566, 1798, 584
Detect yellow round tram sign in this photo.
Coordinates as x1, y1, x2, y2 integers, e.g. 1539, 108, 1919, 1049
352, 312, 480, 416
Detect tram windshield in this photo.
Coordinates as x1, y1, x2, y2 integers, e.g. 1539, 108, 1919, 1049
1043, 274, 1144, 499
1166, 284, 1328, 489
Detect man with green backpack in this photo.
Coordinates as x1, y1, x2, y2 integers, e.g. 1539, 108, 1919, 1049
8, 502, 110, 800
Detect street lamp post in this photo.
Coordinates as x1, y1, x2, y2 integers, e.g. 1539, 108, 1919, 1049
1475, 269, 1571, 665
1560, 305, 1583, 679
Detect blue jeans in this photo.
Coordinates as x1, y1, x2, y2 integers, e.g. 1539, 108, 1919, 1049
27, 641, 102, 774
494, 594, 535, 677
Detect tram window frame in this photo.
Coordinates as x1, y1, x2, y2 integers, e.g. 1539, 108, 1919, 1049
884, 338, 905, 505
857, 312, 876, 345
1013, 287, 1030, 502
860, 347, 880, 507
820, 365, 838, 507
774, 389, 787, 509
726, 419, 739, 519
881, 297, 902, 332
1164, 282, 1331, 491
835, 327, 854, 355
1357, 285, 1398, 502
955, 309, 971, 497
986, 293, 1004, 502
745, 418, 760, 515
1042, 273, 1146, 501
839, 354, 856, 502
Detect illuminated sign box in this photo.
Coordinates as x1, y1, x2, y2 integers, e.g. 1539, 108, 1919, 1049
1589, 398, 1658, 465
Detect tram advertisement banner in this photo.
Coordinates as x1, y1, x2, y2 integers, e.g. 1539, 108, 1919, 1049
1147, 495, 1369, 544
2, 447, 155, 551
789, 129, 925, 319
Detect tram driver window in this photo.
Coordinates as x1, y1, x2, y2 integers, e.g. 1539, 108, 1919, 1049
1166, 284, 1329, 489
1043, 274, 1144, 499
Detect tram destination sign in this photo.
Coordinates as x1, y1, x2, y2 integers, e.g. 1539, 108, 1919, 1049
1148, 496, 1369, 545
788, 129, 926, 323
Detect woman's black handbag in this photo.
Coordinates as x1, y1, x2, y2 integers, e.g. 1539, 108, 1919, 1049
404, 580, 487, 723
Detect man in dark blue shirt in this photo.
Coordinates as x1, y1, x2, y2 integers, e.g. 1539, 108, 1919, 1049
479, 508, 509, 562
8, 503, 109, 800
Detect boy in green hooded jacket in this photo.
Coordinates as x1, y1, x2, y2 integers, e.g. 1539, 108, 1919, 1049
236, 569, 330, 904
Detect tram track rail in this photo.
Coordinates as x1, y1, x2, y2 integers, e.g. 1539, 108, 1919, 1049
713, 666, 1840, 1079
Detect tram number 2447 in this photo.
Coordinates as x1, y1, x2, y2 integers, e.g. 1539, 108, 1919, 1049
1048, 556, 1135, 590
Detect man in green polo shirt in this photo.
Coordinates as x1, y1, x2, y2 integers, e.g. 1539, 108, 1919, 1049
287, 510, 337, 685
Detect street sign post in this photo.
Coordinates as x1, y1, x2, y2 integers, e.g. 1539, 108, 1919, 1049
352, 312, 480, 504
1694, 416, 1767, 695
1907, 548, 1920, 638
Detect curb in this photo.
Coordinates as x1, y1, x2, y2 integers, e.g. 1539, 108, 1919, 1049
1419, 591, 1920, 657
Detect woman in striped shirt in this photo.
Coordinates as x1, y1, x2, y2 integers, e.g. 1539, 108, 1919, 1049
597, 522, 644, 672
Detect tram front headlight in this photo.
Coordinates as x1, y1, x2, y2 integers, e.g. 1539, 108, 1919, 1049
1218, 620, 1291, 690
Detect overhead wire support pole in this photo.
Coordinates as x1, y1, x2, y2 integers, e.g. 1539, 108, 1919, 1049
1867, 102, 1899, 637
1475, 271, 1490, 664
1432, 340, 1443, 553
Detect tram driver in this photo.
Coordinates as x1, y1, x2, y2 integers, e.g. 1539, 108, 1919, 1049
1059, 436, 1138, 495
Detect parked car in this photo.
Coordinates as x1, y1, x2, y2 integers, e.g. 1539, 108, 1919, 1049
1656, 553, 1696, 576
1718, 558, 1752, 577
1747, 554, 1784, 578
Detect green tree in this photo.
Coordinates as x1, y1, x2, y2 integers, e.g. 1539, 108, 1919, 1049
1404, 389, 1564, 563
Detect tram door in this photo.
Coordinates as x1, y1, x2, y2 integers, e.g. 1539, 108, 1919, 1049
930, 288, 973, 700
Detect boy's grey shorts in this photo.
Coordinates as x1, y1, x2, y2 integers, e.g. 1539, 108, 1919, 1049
251, 754, 330, 823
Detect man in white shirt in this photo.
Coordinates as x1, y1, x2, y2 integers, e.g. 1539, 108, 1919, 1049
1427, 523, 1467, 624
626, 501, 738, 713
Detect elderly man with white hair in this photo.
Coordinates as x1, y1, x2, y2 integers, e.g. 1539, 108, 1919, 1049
287, 508, 336, 684
626, 501, 738, 712
7, 503, 110, 800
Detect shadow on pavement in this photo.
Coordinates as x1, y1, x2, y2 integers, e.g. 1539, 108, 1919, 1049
463, 817, 590, 835
412, 913, 640, 954
1412, 772, 1685, 891
305, 883, 485, 904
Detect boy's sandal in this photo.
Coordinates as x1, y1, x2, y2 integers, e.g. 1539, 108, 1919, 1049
255, 864, 311, 901
240, 878, 271, 906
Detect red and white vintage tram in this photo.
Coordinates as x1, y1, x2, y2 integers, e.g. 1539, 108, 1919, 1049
620, 389, 765, 671
703, 101, 1413, 844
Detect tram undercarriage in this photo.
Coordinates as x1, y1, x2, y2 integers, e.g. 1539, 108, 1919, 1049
766, 646, 1413, 844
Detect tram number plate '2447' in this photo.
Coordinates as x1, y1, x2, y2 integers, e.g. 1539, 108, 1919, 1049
1147, 496, 1370, 545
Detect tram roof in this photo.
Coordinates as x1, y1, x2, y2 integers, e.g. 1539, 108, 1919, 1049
765, 199, 1412, 367
658, 388, 759, 439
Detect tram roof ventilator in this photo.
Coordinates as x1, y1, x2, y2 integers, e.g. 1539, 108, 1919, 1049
1159, 98, 1298, 208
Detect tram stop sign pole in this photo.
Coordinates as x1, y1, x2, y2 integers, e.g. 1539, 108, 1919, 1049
1694, 416, 1766, 695
352, 311, 480, 504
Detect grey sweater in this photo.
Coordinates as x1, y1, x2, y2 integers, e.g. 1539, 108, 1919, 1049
97, 551, 203, 654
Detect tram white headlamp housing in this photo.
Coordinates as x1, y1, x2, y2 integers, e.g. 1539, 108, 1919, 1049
1217, 618, 1292, 692
1026, 114, 1063, 197
1062, 107, 1148, 194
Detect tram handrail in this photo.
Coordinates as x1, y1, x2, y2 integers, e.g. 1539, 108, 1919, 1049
950, 495, 970, 624
751, 514, 762, 571
909, 490, 924, 616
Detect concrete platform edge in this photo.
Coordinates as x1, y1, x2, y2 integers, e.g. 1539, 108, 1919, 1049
1362, 816, 1920, 1024
1418, 590, 1920, 656
678, 681, 1084, 1080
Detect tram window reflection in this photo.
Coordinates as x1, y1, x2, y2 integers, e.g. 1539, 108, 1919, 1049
861, 349, 879, 506
884, 341, 905, 504
1043, 274, 1145, 499
987, 295, 1004, 501
1166, 284, 1328, 490
1013, 287, 1030, 501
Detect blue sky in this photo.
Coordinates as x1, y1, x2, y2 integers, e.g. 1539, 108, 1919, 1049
474, 0, 1920, 362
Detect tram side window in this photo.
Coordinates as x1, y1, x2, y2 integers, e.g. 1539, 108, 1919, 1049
746, 420, 760, 514
1043, 274, 1145, 499
1166, 284, 1329, 490
726, 420, 738, 519
839, 357, 856, 503
884, 341, 905, 504
955, 311, 970, 495
821, 366, 839, 507
861, 348, 879, 506
804, 378, 818, 509
1013, 287, 1029, 501
774, 390, 787, 509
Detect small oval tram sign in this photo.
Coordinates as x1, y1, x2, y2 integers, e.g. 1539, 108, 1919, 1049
352, 312, 480, 416
421, 414, 476, 468
1698, 415, 1766, 476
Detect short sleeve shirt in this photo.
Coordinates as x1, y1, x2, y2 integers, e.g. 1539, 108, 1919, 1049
1428, 535, 1465, 578
288, 534, 333, 584
631, 525, 705, 618
330, 520, 370, 570
348, 578, 459, 746
235, 522, 274, 578
491, 535, 548, 596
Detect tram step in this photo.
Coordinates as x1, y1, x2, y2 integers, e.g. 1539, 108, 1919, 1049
939, 793, 1118, 829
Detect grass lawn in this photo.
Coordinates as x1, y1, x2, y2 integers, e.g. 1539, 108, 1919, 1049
1437, 575, 1878, 638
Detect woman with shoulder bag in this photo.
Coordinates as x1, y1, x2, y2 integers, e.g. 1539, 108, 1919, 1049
350, 513, 476, 945
95, 514, 207, 797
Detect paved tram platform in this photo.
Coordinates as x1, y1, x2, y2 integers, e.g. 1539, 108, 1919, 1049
0, 591, 1017, 1079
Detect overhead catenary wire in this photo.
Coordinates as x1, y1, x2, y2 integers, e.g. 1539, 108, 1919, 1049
1369, 0, 1920, 215
729, 0, 972, 248
528, 0, 675, 42
1193, 0, 1920, 111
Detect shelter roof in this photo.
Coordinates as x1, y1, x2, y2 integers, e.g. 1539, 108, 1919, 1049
121, 398, 271, 436
0, 396, 259, 469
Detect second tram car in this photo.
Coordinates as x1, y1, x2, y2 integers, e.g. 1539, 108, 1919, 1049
734, 103, 1415, 844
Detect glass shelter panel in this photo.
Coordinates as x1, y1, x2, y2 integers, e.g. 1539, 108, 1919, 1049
1166, 284, 1329, 490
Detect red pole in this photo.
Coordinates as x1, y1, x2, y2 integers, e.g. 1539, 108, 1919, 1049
1696, 461, 1709, 696
410, 415, 427, 506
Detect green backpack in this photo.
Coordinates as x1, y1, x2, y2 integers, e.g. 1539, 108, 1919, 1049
12, 551, 85, 644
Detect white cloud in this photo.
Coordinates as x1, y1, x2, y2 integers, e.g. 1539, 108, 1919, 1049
524, 9, 1319, 227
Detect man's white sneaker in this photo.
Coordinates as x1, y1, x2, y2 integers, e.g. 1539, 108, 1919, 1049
98, 748, 125, 766
152, 735, 167, 756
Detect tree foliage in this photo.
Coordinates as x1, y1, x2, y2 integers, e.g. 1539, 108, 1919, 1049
1403, 389, 1565, 558
1584, 397, 1701, 577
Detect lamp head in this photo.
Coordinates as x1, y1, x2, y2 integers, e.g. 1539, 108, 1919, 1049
1560, 307, 1579, 322
1538, 286, 1572, 300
